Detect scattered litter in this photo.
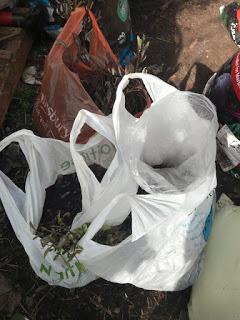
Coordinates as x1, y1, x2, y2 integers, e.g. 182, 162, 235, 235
22, 66, 42, 85
217, 124, 240, 175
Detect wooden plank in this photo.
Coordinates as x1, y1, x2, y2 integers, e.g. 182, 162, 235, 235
0, 27, 33, 125
0, 50, 12, 60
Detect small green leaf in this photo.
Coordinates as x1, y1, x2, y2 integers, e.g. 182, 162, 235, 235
101, 224, 111, 231
76, 262, 86, 273
53, 253, 60, 261
44, 246, 53, 258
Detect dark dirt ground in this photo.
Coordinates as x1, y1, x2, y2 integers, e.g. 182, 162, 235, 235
0, 0, 239, 319
130, 0, 237, 92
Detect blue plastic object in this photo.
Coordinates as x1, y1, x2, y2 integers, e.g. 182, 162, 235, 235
28, 0, 49, 7
119, 31, 136, 66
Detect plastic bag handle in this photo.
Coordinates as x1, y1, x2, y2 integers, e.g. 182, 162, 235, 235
70, 109, 116, 209
111, 73, 177, 139
81, 193, 130, 243
0, 129, 36, 171
81, 191, 185, 245
0, 130, 48, 227
49, 7, 86, 58
113, 73, 177, 110
0, 130, 35, 208
49, 7, 118, 64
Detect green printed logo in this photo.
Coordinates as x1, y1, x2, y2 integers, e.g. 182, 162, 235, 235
117, 0, 129, 22
40, 261, 85, 282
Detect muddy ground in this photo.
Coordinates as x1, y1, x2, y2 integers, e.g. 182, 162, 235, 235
0, 0, 239, 319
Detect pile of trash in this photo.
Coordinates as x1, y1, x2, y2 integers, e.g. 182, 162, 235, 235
0, 70, 218, 290
6, 1, 240, 319
0, 4, 218, 292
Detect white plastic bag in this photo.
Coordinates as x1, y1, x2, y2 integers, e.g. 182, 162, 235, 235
77, 190, 215, 291
70, 111, 138, 228
0, 129, 117, 288
112, 73, 218, 207
68, 74, 218, 290
0, 73, 218, 290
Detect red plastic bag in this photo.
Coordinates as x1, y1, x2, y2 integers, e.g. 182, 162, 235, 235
33, 7, 118, 143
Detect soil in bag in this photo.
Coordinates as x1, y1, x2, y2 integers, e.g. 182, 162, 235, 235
93, 187, 148, 246
35, 164, 107, 260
